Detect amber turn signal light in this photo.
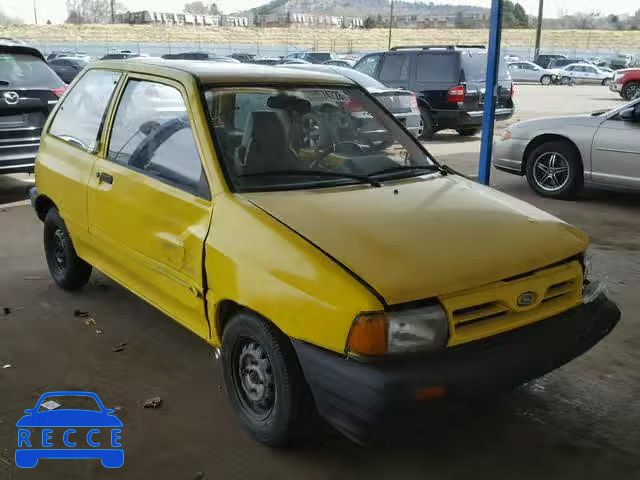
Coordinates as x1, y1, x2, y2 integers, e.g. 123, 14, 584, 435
346, 313, 387, 356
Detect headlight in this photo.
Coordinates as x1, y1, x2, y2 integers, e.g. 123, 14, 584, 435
346, 304, 449, 356
581, 248, 606, 304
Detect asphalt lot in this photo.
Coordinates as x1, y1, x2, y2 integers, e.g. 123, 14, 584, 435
1, 84, 639, 479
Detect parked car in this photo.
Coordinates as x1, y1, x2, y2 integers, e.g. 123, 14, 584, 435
494, 97, 640, 197
278, 63, 422, 137
229, 53, 256, 62
547, 58, 587, 69
552, 63, 613, 86
0, 39, 66, 175
610, 68, 640, 100
100, 52, 138, 60
161, 52, 240, 63
610, 53, 636, 70
533, 54, 567, 68
323, 59, 355, 68
48, 57, 88, 83
278, 58, 311, 65
30, 58, 620, 446
353, 45, 514, 139
47, 50, 88, 61
507, 61, 557, 85
247, 57, 281, 66
285, 52, 332, 64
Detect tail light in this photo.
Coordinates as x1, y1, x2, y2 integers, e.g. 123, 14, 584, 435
447, 85, 465, 103
409, 92, 419, 111
345, 99, 365, 112
52, 86, 68, 98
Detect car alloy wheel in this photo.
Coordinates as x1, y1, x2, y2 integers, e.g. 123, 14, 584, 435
541, 75, 552, 85
233, 340, 275, 420
532, 152, 570, 192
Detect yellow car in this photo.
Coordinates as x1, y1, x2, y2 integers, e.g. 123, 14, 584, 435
30, 59, 620, 445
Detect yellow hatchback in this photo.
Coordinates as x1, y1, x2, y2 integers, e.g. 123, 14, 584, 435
30, 59, 620, 445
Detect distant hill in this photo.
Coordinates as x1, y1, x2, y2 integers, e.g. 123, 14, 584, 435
246, 0, 488, 18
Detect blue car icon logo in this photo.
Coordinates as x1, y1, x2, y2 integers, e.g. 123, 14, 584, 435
16, 391, 123, 468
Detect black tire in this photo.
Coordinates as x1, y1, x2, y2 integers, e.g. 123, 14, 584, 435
419, 108, 434, 140
456, 128, 480, 137
560, 76, 571, 85
43, 208, 92, 290
601, 78, 611, 86
621, 82, 640, 101
540, 75, 552, 85
525, 141, 582, 199
221, 311, 315, 447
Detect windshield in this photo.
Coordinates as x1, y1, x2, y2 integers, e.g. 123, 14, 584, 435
37, 395, 101, 412
204, 86, 435, 192
0, 53, 64, 88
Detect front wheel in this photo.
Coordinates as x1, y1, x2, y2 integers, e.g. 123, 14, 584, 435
601, 78, 612, 86
44, 209, 92, 290
540, 75, 552, 85
621, 82, 640, 101
221, 311, 315, 447
456, 128, 480, 137
560, 76, 571, 86
525, 141, 582, 199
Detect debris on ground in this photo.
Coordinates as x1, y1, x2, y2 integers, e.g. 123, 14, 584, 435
74, 310, 89, 318
95, 328, 104, 335
2, 307, 10, 315
112, 341, 127, 352
143, 396, 162, 409
41, 400, 61, 410
23, 275, 47, 281
194, 472, 205, 480
84, 318, 96, 327
2, 364, 12, 369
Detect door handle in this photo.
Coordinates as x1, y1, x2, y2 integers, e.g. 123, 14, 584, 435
96, 172, 113, 184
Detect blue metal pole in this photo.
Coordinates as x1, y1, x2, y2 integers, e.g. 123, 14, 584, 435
478, 0, 504, 185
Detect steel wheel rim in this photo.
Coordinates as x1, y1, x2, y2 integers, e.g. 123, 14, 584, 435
52, 229, 67, 273
417, 117, 424, 137
627, 84, 639, 99
533, 152, 570, 192
232, 339, 275, 420
541, 76, 551, 85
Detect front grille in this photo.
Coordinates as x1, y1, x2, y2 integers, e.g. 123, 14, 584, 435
441, 261, 583, 346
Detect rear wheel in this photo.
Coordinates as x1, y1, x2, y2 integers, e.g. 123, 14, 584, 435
419, 108, 434, 140
456, 128, 480, 137
221, 311, 315, 447
43, 208, 92, 290
601, 78, 612, 86
540, 75, 552, 85
525, 141, 582, 199
621, 82, 640, 101
560, 76, 571, 85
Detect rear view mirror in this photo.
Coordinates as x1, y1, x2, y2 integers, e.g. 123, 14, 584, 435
139, 120, 160, 136
267, 95, 311, 115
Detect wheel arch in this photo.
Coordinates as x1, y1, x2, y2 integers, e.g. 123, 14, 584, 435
34, 194, 56, 222
522, 134, 584, 177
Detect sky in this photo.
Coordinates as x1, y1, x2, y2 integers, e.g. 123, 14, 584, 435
2, 0, 639, 25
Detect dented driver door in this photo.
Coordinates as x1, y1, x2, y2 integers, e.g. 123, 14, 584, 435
86, 75, 212, 338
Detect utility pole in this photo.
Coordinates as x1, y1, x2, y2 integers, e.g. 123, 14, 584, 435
534, 0, 544, 59
387, 0, 394, 50
111, 0, 116, 23
33, 0, 38, 25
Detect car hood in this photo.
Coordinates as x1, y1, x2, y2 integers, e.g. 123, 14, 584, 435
244, 176, 588, 305
511, 113, 603, 133
16, 410, 123, 427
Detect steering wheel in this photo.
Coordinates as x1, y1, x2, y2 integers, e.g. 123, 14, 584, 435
309, 141, 365, 170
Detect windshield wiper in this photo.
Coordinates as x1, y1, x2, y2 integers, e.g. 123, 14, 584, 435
238, 169, 382, 187
368, 164, 442, 177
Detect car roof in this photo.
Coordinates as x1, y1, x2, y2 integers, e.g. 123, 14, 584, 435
91, 58, 354, 86
0, 39, 45, 61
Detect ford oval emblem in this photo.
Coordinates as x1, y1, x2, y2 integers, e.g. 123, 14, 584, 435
517, 291, 536, 307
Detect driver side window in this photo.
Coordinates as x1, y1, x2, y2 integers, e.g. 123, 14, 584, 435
107, 80, 207, 197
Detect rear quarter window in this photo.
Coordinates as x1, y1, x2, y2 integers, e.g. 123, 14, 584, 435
49, 69, 121, 152
378, 54, 410, 83
460, 52, 509, 82
0, 52, 64, 88
416, 53, 458, 83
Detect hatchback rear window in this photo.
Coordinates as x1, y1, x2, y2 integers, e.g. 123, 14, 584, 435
416, 53, 458, 83
0, 53, 64, 88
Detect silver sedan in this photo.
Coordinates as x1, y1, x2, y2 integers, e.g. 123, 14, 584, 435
507, 61, 557, 85
552, 63, 614, 86
493, 98, 640, 198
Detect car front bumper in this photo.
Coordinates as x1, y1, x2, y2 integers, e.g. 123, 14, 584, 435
492, 137, 529, 174
609, 82, 623, 93
292, 293, 620, 443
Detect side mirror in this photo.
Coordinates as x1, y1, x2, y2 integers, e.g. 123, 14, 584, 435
105, 408, 115, 414
24, 409, 34, 414
619, 107, 637, 121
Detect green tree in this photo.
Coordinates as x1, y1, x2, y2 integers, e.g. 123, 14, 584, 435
363, 16, 376, 29
502, 1, 529, 29
184, 1, 208, 14
209, 3, 220, 15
